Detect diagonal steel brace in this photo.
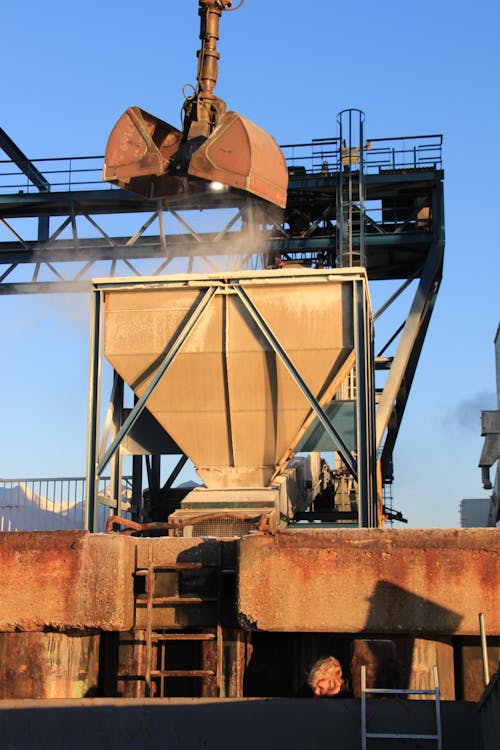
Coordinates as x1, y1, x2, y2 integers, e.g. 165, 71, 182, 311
96, 285, 217, 474
233, 283, 358, 479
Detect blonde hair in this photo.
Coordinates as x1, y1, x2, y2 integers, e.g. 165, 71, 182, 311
307, 656, 344, 694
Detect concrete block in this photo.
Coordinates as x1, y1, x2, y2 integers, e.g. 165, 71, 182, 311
135, 536, 222, 569
0, 531, 136, 631
238, 528, 500, 635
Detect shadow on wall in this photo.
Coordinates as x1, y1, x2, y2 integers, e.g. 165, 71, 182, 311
352, 579, 463, 697
364, 580, 463, 635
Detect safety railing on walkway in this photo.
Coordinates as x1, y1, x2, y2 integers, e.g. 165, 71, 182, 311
282, 133, 442, 175
0, 476, 132, 532
0, 155, 107, 194
0, 135, 442, 194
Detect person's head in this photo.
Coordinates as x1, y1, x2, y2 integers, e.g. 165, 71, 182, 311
307, 656, 344, 697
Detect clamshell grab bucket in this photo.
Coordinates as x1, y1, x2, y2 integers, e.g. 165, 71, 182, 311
103, 107, 182, 187
103, 107, 288, 208
188, 111, 288, 208
103, 1, 288, 207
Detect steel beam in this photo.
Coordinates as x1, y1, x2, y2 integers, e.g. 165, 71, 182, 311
95, 286, 216, 477
0, 128, 50, 193
353, 279, 377, 526
375, 178, 444, 480
85, 284, 217, 526
0, 162, 443, 293
85, 287, 103, 532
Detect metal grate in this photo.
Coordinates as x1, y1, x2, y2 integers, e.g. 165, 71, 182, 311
185, 515, 255, 538
192, 515, 254, 538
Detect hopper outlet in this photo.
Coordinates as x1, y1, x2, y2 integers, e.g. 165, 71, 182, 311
101, 270, 362, 489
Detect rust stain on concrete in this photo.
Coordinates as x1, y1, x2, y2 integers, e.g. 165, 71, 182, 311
0, 531, 136, 632
237, 529, 500, 635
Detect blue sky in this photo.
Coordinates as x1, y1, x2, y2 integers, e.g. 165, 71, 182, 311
1, 0, 499, 526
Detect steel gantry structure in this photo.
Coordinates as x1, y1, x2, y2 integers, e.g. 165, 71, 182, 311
0, 127, 444, 517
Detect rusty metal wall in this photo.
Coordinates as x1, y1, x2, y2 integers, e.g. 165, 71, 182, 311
0, 632, 99, 699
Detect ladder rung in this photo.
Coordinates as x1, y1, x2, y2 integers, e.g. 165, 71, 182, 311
366, 687, 437, 695
135, 563, 205, 575
141, 625, 202, 632
360, 665, 442, 749
150, 669, 215, 678
367, 733, 438, 741
138, 596, 217, 605
151, 633, 216, 642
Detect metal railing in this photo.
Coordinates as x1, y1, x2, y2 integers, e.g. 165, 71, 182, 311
0, 476, 132, 532
0, 155, 108, 194
364, 134, 443, 172
0, 135, 442, 195
282, 134, 442, 175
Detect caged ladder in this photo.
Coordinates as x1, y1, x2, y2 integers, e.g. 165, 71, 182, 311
360, 664, 443, 750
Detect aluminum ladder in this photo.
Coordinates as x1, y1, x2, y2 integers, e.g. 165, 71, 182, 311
361, 664, 443, 750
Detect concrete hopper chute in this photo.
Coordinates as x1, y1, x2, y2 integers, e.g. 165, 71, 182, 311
100, 269, 363, 490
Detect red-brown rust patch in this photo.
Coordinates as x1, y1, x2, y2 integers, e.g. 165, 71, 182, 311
238, 528, 500, 634
271, 528, 500, 551
0, 531, 89, 632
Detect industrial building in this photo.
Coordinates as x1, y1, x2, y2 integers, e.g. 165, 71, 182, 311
0, 2, 498, 747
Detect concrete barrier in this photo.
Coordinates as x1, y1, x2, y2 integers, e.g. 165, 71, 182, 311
0, 698, 480, 750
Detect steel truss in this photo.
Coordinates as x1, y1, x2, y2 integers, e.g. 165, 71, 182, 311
86, 272, 376, 531
1, 135, 444, 519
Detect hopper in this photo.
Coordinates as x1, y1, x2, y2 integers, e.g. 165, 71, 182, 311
101, 269, 363, 489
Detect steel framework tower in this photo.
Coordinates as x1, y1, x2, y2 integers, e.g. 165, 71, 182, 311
0, 123, 444, 526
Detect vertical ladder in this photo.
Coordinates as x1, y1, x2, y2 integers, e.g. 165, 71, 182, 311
336, 108, 366, 269
361, 664, 442, 750
136, 558, 223, 698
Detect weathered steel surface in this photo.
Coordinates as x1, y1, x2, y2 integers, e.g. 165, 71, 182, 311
0, 531, 136, 631
188, 111, 289, 208
458, 640, 500, 701
103, 107, 183, 185
237, 529, 500, 635
0, 632, 99, 699
103, 269, 358, 489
